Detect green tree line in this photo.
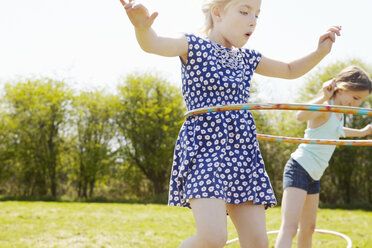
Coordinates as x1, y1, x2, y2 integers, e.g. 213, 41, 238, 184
0, 62, 371, 207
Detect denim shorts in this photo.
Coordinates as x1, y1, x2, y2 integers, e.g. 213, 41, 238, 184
283, 157, 320, 194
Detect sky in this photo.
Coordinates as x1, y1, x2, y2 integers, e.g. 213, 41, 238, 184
1, 0, 372, 101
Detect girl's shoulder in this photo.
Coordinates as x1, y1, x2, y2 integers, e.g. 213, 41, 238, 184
184, 33, 211, 46
308, 112, 332, 129
240, 47, 262, 59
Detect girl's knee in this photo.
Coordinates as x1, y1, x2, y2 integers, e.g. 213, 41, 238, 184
300, 224, 316, 235
250, 236, 269, 248
282, 225, 298, 238
239, 234, 268, 248
200, 236, 227, 248
198, 230, 227, 248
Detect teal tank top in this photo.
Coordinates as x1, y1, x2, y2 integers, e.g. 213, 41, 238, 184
291, 102, 345, 180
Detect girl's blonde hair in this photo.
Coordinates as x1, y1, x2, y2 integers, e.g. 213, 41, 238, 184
334, 66, 372, 94
201, 0, 242, 34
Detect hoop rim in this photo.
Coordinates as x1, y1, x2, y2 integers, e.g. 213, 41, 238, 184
257, 134, 372, 146
225, 229, 352, 247
185, 102, 372, 118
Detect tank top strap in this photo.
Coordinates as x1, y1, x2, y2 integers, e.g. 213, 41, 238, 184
329, 98, 345, 137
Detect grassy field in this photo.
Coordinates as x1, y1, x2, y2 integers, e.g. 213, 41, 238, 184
0, 202, 371, 248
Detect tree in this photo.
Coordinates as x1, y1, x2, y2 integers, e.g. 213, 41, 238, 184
72, 91, 119, 198
2, 78, 71, 196
117, 73, 184, 195
0, 106, 16, 193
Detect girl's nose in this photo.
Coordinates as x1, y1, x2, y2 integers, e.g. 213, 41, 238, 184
249, 14, 257, 27
250, 18, 257, 27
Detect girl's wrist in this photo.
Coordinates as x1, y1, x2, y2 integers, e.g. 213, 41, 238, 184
135, 26, 151, 33
318, 95, 329, 104
314, 47, 328, 60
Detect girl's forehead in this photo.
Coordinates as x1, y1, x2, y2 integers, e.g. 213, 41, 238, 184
232, 0, 261, 8
356, 90, 370, 98
344, 90, 370, 98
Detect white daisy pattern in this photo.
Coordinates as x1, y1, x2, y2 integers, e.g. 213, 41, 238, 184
168, 34, 276, 209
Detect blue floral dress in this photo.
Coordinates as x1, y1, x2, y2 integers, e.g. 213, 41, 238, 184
168, 34, 276, 209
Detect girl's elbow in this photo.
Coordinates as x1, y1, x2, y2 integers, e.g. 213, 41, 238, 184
286, 64, 297, 79
140, 45, 154, 54
286, 70, 303, 80
296, 117, 304, 122
138, 42, 157, 54
296, 114, 306, 122
286, 64, 305, 79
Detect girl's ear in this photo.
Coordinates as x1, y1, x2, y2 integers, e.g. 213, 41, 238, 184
335, 88, 344, 96
211, 5, 223, 22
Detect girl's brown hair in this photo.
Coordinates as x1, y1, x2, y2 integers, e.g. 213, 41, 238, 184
334, 66, 372, 94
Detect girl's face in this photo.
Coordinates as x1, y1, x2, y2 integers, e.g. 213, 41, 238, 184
335, 89, 370, 107
215, 0, 261, 48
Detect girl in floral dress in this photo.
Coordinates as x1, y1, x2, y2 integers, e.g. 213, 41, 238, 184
119, 0, 341, 247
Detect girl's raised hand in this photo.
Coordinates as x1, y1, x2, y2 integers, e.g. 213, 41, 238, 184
322, 79, 337, 101
119, 0, 158, 29
317, 26, 342, 55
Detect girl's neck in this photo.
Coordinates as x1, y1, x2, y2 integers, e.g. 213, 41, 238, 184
208, 30, 232, 49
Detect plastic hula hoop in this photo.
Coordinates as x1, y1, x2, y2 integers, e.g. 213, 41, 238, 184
184, 103, 372, 118
225, 229, 352, 247
257, 134, 372, 146
184, 103, 372, 146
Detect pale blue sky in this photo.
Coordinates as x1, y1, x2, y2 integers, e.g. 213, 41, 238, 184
1, 0, 372, 101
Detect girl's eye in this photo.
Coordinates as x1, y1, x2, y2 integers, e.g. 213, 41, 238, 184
240, 11, 248, 15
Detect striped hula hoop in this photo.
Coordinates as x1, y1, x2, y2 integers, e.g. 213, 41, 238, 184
184, 103, 372, 118
225, 229, 352, 247
184, 103, 372, 146
257, 134, 372, 146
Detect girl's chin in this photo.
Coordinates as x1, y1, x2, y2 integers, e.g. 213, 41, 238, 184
234, 41, 247, 48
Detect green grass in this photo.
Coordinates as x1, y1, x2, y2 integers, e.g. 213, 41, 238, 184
0, 202, 371, 248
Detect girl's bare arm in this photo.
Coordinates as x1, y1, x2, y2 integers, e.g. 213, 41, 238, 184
120, 0, 188, 58
256, 26, 341, 79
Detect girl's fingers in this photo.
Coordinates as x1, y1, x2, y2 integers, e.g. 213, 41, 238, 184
323, 32, 335, 42
328, 27, 341, 36
320, 26, 341, 43
319, 33, 330, 43
123, 0, 135, 9
328, 25, 342, 31
131, 3, 143, 9
148, 12, 158, 26
327, 26, 342, 38
326, 82, 332, 91
329, 32, 336, 42
320, 34, 330, 43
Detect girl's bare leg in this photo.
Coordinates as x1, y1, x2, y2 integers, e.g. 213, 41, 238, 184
297, 193, 319, 248
226, 201, 268, 248
179, 198, 228, 248
275, 187, 307, 248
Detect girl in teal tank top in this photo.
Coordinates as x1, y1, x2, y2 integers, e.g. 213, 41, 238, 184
275, 66, 372, 248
